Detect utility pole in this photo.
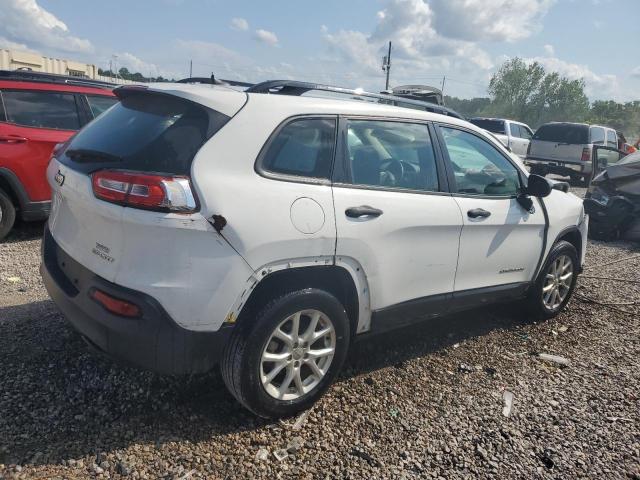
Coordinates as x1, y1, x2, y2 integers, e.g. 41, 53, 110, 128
189, 60, 193, 78
382, 41, 392, 91
441, 76, 446, 105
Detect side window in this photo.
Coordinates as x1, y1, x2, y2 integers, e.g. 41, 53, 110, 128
518, 125, 533, 140
590, 127, 605, 145
261, 118, 336, 179
86, 95, 118, 118
2, 90, 80, 130
606, 130, 617, 148
440, 127, 521, 196
345, 120, 439, 192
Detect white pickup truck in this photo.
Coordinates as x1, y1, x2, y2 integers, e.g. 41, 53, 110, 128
469, 118, 534, 159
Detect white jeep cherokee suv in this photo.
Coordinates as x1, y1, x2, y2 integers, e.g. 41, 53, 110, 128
42, 81, 588, 418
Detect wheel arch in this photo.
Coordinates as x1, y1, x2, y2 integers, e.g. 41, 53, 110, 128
554, 226, 582, 264
0, 167, 29, 208
229, 257, 371, 337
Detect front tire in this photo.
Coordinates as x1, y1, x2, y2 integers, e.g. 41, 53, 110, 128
526, 240, 579, 319
221, 288, 350, 418
0, 189, 16, 242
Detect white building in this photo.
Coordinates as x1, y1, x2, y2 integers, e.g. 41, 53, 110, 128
0, 48, 135, 84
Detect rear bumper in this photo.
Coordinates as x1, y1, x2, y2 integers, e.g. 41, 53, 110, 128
41, 224, 231, 374
525, 158, 590, 177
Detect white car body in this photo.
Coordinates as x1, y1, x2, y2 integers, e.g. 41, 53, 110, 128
42, 82, 588, 414
469, 118, 534, 159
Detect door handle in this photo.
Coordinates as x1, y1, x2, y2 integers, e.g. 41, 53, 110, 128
345, 205, 383, 218
467, 208, 491, 219
0, 135, 28, 144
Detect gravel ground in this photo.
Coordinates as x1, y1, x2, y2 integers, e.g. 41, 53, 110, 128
1, 199, 639, 479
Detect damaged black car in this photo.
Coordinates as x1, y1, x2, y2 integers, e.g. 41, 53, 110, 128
584, 148, 640, 241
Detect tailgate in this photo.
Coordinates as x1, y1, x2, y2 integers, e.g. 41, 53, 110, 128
47, 158, 124, 282
529, 140, 582, 162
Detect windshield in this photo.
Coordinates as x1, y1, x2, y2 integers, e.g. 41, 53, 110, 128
533, 124, 589, 144
469, 119, 506, 134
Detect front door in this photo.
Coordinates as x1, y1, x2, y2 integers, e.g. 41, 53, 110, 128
435, 125, 546, 291
332, 118, 463, 321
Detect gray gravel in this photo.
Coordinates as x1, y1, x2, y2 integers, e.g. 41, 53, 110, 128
1, 212, 639, 479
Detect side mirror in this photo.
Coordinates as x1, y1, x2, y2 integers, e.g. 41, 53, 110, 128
525, 174, 552, 198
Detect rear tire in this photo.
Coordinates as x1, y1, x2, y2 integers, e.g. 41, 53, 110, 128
525, 240, 579, 320
221, 288, 350, 418
0, 189, 16, 242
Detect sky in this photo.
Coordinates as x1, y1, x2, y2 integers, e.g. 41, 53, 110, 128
0, 0, 638, 101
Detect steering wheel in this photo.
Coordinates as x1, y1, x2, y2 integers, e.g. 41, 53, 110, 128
381, 158, 405, 186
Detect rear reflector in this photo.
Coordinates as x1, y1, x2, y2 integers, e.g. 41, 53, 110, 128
581, 147, 591, 162
92, 170, 197, 212
90, 289, 141, 318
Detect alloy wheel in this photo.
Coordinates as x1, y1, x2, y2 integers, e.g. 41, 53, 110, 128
542, 254, 574, 310
260, 309, 336, 401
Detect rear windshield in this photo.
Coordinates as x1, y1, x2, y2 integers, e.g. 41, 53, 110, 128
533, 124, 589, 144
469, 119, 506, 135
61, 91, 229, 175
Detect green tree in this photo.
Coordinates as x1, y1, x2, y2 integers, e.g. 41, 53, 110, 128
487, 58, 589, 128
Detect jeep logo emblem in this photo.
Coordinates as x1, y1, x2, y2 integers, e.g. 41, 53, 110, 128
54, 170, 65, 186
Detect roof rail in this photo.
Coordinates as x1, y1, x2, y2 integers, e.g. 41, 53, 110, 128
246, 80, 464, 119
177, 76, 255, 88
0, 69, 116, 89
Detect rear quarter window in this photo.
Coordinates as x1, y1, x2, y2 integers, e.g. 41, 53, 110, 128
1, 90, 81, 130
259, 117, 337, 180
533, 124, 589, 144
61, 91, 229, 175
86, 95, 118, 118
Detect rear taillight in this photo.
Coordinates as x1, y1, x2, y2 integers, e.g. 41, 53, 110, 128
91, 170, 197, 212
581, 147, 591, 162
90, 289, 141, 317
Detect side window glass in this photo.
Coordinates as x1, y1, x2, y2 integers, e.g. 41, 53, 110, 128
2, 90, 80, 130
345, 120, 439, 192
440, 127, 521, 196
261, 118, 336, 179
606, 130, 617, 148
590, 127, 605, 145
86, 95, 118, 118
510, 124, 521, 138
521, 126, 533, 140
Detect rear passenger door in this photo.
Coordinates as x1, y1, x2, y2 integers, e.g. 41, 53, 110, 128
0, 89, 81, 202
332, 118, 463, 324
435, 124, 545, 292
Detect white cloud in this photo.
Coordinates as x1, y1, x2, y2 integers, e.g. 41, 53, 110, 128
0, 36, 34, 52
428, 0, 555, 42
0, 0, 92, 53
230, 17, 249, 31
631, 66, 640, 78
544, 44, 555, 56
254, 29, 279, 47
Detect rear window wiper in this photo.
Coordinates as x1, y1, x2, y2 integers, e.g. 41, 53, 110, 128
65, 148, 123, 163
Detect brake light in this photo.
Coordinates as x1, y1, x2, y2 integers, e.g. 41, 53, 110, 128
90, 289, 141, 317
581, 147, 591, 162
91, 170, 197, 212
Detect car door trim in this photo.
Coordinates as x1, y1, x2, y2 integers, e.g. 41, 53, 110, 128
367, 281, 531, 335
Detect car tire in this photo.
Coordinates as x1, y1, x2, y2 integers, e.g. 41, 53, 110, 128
221, 288, 351, 418
0, 188, 16, 242
525, 240, 579, 320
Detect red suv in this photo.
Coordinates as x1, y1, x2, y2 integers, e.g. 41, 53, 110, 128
0, 70, 117, 240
